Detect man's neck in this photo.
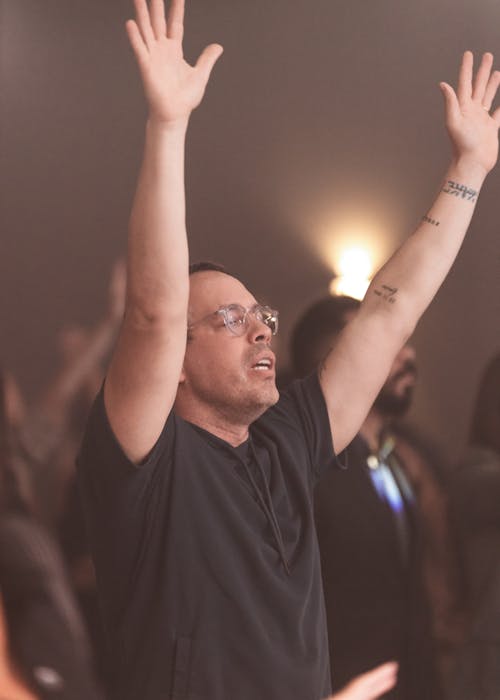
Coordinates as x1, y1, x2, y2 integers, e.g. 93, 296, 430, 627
190, 414, 250, 447
175, 399, 251, 447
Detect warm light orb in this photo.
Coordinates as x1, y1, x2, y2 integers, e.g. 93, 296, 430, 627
329, 275, 370, 300
338, 247, 372, 280
315, 216, 385, 301
329, 245, 374, 300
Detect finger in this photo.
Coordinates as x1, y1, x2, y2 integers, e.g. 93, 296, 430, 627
150, 0, 167, 39
457, 50, 473, 104
491, 105, 500, 126
357, 673, 397, 699
439, 81, 461, 123
359, 662, 398, 683
344, 663, 397, 700
195, 43, 224, 82
472, 52, 494, 102
367, 668, 398, 694
133, 0, 155, 47
482, 69, 500, 110
370, 661, 398, 675
167, 0, 185, 40
126, 20, 149, 67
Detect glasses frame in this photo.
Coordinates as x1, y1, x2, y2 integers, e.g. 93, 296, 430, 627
188, 303, 279, 337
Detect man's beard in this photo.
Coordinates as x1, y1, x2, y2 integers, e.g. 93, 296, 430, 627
373, 386, 413, 417
373, 361, 417, 418
193, 363, 279, 426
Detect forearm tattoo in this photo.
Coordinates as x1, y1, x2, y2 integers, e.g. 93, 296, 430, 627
373, 284, 398, 304
422, 214, 440, 227
442, 180, 478, 202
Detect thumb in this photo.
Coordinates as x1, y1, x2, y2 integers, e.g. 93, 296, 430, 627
196, 43, 224, 82
439, 81, 460, 122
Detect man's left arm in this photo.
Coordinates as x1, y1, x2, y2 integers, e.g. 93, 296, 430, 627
321, 51, 500, 454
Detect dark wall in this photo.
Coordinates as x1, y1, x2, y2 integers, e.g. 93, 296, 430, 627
2, 0, 500, 461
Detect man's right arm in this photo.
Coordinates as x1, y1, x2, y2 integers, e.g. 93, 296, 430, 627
104, 0, 222, 463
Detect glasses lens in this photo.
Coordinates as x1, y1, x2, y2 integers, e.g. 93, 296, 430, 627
256, 306, 279, 335
224, 305, 247, 335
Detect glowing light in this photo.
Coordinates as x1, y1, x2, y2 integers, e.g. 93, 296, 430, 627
313, 215, 386, 301
329, 275, 370, 300
338, 247, 372, 280
329, 245, 374, 300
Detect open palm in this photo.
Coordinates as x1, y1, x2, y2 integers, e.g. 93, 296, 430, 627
441, 52, 500, 175
126, 0, 223, 125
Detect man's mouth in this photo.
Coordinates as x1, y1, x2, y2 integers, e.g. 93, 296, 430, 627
252, 358, 273, 371
249, 351, 275, 372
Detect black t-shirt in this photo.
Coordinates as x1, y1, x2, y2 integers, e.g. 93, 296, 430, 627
78, 373, 336, 700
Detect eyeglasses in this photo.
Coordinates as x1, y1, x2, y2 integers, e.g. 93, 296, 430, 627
188, 303, 279, 336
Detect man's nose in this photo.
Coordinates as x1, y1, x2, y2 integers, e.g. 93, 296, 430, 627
394, 343, 416, 370
248, 315, 272, 344
400, 344, 416, 363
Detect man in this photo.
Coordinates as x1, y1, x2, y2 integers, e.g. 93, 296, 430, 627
77, 0, 500, 698
0, 370, 105, 699
291, 296, 462, 698
450, 352, 500, 699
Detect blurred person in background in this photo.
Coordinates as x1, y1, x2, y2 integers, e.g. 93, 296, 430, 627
450, 352, 500, 700
290, 295, 463, 699
0, 368, 104, 699
53, 260, 126, 689
1, 261, 125, 693
13, 260, 126, 528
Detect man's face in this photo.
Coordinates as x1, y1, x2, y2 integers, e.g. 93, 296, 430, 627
180, 272, 279, 425
373, 344, 417, 417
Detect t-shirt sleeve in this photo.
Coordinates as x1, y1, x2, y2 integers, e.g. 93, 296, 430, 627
274, 372, 341, 481
76, 386, 175, 625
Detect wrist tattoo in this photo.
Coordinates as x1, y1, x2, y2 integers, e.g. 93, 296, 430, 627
422, 214, 440, 227
374, 284, 398, 304
442, 180, 478, 202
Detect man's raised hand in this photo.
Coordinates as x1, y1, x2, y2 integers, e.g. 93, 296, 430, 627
126, 0, 223, 127
440, 51, 500, 177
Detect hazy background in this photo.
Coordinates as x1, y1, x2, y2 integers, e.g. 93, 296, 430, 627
1, 0, 499, 463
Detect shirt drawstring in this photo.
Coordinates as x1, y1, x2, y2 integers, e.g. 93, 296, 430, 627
238, 441, 291, 576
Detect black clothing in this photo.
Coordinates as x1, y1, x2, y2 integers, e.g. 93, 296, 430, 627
450, 446, 500, 700
59, 478, 110, 689
0, 514, 104, 700
78, 374, 336, 700
314, 435, 440, 700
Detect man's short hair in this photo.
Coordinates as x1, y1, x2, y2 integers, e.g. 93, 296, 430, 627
189, 261, 229, 276
187, 262, 242, 342
290, 295, 360, 378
